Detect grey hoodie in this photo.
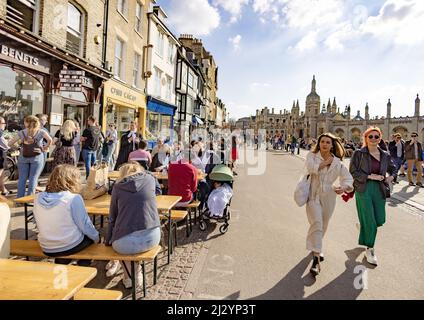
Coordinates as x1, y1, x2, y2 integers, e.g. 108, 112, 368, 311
105, 172, 160, 245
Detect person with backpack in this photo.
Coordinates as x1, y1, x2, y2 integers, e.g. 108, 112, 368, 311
80, 116, 102, 178
8, 115, 52, 198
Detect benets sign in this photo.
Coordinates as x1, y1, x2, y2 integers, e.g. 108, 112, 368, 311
1, 45, 39, 66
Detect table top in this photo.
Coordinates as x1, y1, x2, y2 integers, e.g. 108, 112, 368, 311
14, 194, 182, 214
108, 171, 207, 181
0, 259, 97, 300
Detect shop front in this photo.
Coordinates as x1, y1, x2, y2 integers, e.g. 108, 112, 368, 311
103, 80, 147, 137
146, 96, 177, 148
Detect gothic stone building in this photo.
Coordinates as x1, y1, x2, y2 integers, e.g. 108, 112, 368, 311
250, 76, 424, 143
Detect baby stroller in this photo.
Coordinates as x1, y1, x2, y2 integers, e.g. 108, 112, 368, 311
199, 165, 234, 234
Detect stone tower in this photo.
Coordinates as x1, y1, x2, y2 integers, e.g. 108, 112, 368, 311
332, 97, 337, 114
415, 94, 420, 117
387, 99, 391, 119
327, 99, 331, 113
365, 103, 369, 121
306, 75, 320, 117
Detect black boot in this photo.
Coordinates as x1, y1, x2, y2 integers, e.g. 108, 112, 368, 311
310, 256, 321, 276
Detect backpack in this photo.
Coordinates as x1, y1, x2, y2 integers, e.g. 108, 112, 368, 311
22, 131, 42, 158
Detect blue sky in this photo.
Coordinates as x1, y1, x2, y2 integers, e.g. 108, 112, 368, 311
156, 0, 424, 120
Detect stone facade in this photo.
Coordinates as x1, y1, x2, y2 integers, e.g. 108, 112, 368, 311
247, 76, 424, 143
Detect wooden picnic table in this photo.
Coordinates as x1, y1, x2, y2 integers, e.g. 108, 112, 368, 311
14, 194, 182, 264
0, 259, 97, 300
108, 171, 207, 181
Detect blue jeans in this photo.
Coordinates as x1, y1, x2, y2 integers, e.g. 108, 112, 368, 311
112, 227, 161, 255
17, 156, 44, 198
392, 157, 404, 181
82, 149, 96, 178
102, 143, 116, 170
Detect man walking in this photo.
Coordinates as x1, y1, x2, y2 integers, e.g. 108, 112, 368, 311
405, 132, 423, 187
388, 133, 405, 184
80, 116, 101, 178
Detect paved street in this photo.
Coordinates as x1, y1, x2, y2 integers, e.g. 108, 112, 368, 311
182, 147, 424, 300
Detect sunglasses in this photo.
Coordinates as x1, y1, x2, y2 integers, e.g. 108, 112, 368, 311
368, 135, 380, 140
411, 135, 417, 138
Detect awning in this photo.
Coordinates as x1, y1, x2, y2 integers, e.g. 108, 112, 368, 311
192, 115, 204, 125
147, 96, 176, 116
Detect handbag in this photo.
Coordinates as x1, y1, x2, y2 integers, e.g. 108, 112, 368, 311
294, 174, 311, 207
81, 162, 109, 200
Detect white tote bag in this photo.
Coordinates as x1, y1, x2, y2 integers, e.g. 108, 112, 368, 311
294, 174, 311, 207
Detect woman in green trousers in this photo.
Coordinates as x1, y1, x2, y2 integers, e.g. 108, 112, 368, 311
349, 127, 396, 266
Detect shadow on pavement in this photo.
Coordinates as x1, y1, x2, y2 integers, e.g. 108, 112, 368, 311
246, 247, 366, 300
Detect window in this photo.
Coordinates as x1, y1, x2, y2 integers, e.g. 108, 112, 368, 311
114, 38, 124, 79
188, 73, 194, 89
117, 0, 128, 18
161, 115, 171, 133
154, 67, 162, 97
155, 31, 164, 57
135, 1, 142, 33
166, 76, 172, 101
168, 43, 173, 64
66, 3, 84, 56
133, 52, 141, 87
6, 0, 38, 32
186, 96, 194, 115
148, 112, 159, 135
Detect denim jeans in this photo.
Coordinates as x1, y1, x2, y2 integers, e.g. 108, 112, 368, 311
82, 149, 96, 178
102, 143, 116, 170
17, 156, 44, 198
112, 227, 161, 255
392, 157, 403, 181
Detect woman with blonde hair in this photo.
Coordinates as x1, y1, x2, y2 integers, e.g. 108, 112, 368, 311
304, 133, 353, 276
105, 161, 161, 289
0, 116, 11, 195
53, 119, 77, 167
350, 127, 396, 266
33, 165, 99, 265
8, 115, 52, 198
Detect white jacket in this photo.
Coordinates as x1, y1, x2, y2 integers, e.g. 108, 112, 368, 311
305, 151, 353, 201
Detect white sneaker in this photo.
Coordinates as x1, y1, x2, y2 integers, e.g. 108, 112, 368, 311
106, 260, 120, 277
365, 248, 378, 266
122, 272, 143, 289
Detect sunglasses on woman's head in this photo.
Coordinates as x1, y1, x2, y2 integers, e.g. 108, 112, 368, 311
368, 135, 380, 139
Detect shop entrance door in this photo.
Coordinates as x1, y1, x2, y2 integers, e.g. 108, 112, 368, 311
105, 103, 136, 137
63, 102, 88, 129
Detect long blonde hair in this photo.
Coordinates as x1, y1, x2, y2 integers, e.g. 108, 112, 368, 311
118, 161, 144, 182
24, 115, 40, 137
46, 165, 82, 193
60, 120, 76, 141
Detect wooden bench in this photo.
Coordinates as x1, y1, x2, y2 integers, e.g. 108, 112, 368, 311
160, 210, 191, 250
74, 288, 123, 300
176, 200, 201, 225
10, 240, 161, 300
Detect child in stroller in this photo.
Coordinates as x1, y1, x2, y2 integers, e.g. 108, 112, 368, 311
199, 165, 234, 234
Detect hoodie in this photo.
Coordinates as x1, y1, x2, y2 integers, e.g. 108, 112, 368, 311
105, 172, 160, 245
33, 191, 99, 253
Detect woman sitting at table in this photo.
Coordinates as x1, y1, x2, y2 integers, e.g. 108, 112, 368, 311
33, 165, 99, 265
128, 139, 152, 170
105, 161, 161, 289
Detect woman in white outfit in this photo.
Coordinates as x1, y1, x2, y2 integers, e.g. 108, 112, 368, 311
305, 133, 354, 276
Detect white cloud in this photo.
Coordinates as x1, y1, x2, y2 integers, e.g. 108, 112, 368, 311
167, 0, 220, 36
294, 31, 318, 51
361, 0, 424, 46
229, 34, 242, 51
214, 0, 249, 23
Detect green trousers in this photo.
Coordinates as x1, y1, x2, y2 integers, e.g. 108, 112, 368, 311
355, 181, 386, 248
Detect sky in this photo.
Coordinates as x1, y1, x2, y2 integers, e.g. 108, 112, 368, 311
156, 0, 424, 121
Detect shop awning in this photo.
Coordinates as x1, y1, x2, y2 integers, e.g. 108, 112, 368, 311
192, 115, 204, 125
147, 96, 176, 116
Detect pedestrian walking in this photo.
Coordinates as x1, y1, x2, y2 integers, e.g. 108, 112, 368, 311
388, 133, 405, 184
73, 121, 81, 166
80, 116, 102, 178
230, 135, 238, 176
304, 133, 353, 276
405, 132, 423, 187
52, 120, 77, 168
8, 116, 52, 198
350, 127, 396, 266
103, 123, 118, 170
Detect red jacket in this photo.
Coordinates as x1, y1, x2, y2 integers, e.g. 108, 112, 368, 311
168, 161, 198, 202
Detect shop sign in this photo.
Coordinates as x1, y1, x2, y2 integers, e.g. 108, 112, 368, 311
0, 42, 50, 73
0, 100, 21, 116
104, 80, 145, 108
60, 69, 94, 92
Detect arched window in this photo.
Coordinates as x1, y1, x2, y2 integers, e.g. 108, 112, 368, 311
66, 2, 85, 56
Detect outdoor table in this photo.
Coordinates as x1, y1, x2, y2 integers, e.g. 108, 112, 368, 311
14, 194, 182, 264
108, 171, 207, 182
0, 259, 97, 300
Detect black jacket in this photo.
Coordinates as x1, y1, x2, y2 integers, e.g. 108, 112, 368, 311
349, 147, 396, 199
388, 140, 405, 159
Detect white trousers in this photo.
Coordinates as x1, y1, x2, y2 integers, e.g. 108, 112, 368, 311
305, 192, 337, 253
